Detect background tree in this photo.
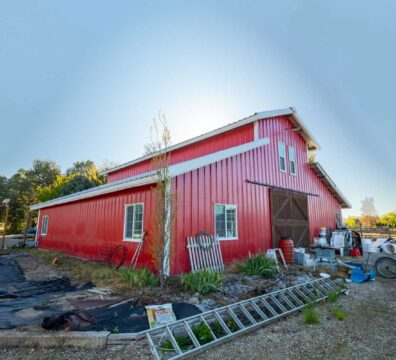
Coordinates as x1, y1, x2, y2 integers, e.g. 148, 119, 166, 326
378, 211, 396, 227
147, 113, 177, 287
360, 197, 377, 217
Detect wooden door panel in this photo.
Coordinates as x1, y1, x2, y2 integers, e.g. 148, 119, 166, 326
270, 189, 309, 248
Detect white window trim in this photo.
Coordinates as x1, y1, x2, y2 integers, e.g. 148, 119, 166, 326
41, 215, 48, 235
278, 141, 287, 173
123, 203, 144, 242
214, 203, 238, 241
289, 146, 296, 176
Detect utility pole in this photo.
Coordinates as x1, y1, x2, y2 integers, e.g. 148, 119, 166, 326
1, 199, 10, 250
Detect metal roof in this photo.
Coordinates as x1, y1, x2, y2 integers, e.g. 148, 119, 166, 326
102, 107, 320, 175
31, 138, 270, 210
310, 162, 351, 209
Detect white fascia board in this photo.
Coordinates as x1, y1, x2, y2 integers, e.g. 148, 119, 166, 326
102, 108, 291, 175
169, 138, 270, 177
30, 138, 270, 210
311, 162, 351, 208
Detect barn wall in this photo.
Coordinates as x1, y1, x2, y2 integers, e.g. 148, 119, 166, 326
38, 115, 342, 275
38, 185, 156, 270
171, 115, 341, 274
108, 124, 254, 182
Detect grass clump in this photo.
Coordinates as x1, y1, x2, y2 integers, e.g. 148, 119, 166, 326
331, 306, 346, 320
303, 304, 320, 324
119, 268, 158, 287
180, 270, 223, 295
236, 254, 278, 277
327, 291, 341, 303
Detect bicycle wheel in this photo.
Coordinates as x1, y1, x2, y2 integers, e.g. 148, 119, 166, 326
375, 257, 396, 279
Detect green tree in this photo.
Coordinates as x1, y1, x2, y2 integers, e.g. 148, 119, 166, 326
66, 160, 101, 182
378, 212, 396, 227
59, 175, 99, 196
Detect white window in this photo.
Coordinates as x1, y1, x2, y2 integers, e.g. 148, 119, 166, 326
289, 146, 296, 175
278, 142, 286, 172
214, 204, 238, 240
124, 203, 144, 241
41, 215, 48, 235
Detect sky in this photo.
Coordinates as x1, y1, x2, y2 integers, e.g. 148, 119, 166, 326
0, 0, 395, 216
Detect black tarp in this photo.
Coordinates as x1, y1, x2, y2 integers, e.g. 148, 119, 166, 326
0, 254, 92, 329
42, 302, 202, 333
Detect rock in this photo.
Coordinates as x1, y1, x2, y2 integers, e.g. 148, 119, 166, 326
189, 296, 200, 305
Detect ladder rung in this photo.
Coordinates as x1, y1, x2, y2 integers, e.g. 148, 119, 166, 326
239, 303, 257, 324
260, 298, 278, 317
227, 307, 245, 329
146, 332, 161, 360
285, 290, 304, 307
278, 293, 296, 310
183, 321, 200, 348
300, 286, 317, 300
199, 316, 217, 341
166, 326, 182, 355
270, 296, 288, 313
214, 312, 232, 335
293, 287, 312, 303
312, 282, 329, 297
249, 300, 267, 320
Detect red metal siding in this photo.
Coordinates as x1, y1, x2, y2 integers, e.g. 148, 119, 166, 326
38, 185, 156, 271
171, 116, 341, 274
38, 115, 341, 275
108, 124, 254, 182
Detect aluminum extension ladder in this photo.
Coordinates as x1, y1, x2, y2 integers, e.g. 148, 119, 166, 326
145, 278, 341, 360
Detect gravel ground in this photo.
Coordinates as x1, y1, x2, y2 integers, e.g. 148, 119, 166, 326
1, 278, 395, 360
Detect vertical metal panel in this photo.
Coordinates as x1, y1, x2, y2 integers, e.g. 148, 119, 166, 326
108, 124, 254, 182
38, 185, 156, 271
172, 116, 341, 274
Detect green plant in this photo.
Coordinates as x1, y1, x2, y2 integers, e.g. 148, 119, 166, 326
236, 254, 278, 277
161, 336, 193, 351
192, 321, 214, 345
160, 322, 214, 351
119, 268, 159, 287
303, 304, 319, 324
179, 270, 223, 295
327, 291, 341, 303
331, 306, 346, 320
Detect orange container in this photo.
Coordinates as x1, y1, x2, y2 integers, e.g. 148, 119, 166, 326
279, 237, 295, 264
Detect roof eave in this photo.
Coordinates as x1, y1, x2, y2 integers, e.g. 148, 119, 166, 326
310, 162, 351, 209
101, 108, 295, 176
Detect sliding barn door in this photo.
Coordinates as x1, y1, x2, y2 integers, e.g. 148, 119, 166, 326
270, 189, 310, 248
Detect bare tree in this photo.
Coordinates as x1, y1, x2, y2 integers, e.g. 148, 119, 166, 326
147, 113, 177, 287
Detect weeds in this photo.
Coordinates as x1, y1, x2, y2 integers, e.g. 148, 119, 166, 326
331, 306, 346, 320
179, 270, 223, 295
303, 304, 319, 324
119, 268, 158, 287
236, 254, 278, 277
327, 291, 341, 303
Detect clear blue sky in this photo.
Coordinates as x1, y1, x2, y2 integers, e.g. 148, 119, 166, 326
1, 0, 395, 216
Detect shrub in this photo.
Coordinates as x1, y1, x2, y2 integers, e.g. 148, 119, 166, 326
236, 254, 278, 277
119, 268, 158, 287
331, 306, 346, 320
303, 304, 319, 324
179, 270, 223, 295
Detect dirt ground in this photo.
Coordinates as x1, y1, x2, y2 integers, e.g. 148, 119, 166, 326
1, 250, 395, 359
1, 279, 395, 360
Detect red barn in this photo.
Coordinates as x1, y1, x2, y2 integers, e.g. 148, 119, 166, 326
31, 108, 350, 275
